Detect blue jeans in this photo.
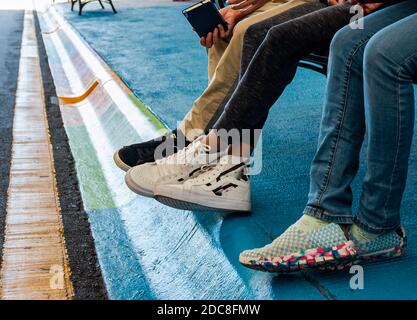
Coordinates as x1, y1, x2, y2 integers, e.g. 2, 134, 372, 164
305, 0, 417, 234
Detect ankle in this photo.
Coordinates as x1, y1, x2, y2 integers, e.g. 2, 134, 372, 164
349, 224, 378, 242
295, 214, 329, 232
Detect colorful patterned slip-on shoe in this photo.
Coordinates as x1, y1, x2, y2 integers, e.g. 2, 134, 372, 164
353, 226, 407, 263
239, 223, 357, 273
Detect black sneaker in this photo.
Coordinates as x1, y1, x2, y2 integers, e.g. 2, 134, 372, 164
113, 129, 191, 171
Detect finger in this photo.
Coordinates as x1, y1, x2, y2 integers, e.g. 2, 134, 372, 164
213, 28, 219, 45
231, 0, 253, 10
200, 37, 206, 47
227, 0, 248, 5
237, 4, 258, 16
218, 24, 227, 39
206, 32, 213, 48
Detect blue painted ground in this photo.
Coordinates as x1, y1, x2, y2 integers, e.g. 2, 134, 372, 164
57, 0, 417, 299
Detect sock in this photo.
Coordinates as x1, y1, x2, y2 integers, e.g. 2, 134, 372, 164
349, 224, 378, 242
294, 214, 329, 233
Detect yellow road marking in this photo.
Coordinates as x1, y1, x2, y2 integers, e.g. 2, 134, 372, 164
42, 25, 61, 34
0, 9, 73, 300
59, 80, 99, 105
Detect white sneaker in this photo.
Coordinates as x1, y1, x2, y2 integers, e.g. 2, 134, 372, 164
154, 155, 251, 212
125, 137, 222, 197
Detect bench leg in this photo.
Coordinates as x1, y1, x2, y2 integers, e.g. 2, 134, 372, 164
71, 0, 76, 11
78, 0, 84, 15
108, 0, 117, 13
97, 0, 105, 9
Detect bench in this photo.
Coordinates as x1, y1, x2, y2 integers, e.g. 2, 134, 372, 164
71, 0, 117, 16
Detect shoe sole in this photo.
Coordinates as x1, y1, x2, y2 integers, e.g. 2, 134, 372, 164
155, 195, 251, 213
319, 243, 406, 272
155, 183, 251, 213
357, 238, 407, 263
124, 171, 154, 198
240, 241, 357, 273
113, 150, 131, 172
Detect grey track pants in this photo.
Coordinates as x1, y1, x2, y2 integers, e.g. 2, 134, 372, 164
213, 2, 354, 143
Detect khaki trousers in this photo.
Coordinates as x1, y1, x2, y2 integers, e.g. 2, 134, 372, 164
179, 0, 307, 141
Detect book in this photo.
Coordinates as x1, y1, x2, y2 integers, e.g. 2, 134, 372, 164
183, 0, 228, 38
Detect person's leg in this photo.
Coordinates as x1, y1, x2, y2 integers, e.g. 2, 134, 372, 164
355, 13, 417, 235
205, 0, 330, 156
180, 0, 308, 141
149, 3, 355, 214
305, 0, 417, 225
115, 0, 309, 171
240, 1, 417, 272
200, 2, 354, 160
212, 3, 354, 136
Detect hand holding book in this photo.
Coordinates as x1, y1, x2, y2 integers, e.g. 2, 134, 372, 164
200, 6, 241, 48
200, 0, 272, 49
183, 0, 273, 49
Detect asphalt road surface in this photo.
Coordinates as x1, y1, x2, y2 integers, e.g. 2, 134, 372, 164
0, 9, 24, 272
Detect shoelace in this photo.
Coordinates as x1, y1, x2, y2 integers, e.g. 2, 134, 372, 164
155, 141, 211, 169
